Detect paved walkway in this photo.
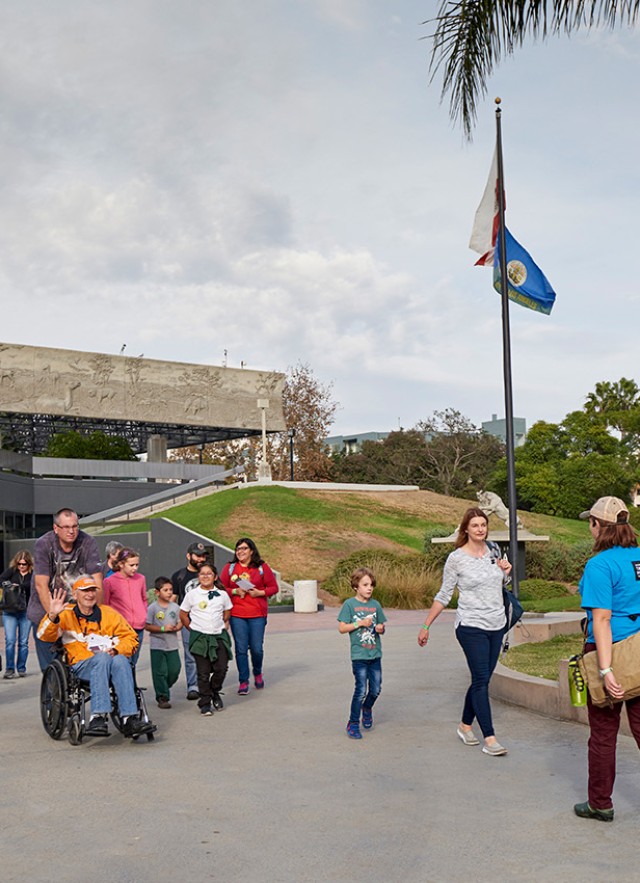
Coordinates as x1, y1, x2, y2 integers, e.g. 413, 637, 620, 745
3, 612, 640, 882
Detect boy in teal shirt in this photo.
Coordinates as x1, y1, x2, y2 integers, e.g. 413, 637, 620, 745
337, 567, 387, 739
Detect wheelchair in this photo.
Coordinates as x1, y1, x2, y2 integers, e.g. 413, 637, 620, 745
40, 654, 156, 745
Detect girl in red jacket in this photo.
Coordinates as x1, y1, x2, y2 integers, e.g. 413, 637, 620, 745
220, 537, 278, 695
103, 548, 148, 666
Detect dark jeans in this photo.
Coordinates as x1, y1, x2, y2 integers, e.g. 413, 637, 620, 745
584, 641, 640, 809
349, 658, 382, 725
193, 644, 229, 709
455, 624, 504, 738
230, 616, 267, 683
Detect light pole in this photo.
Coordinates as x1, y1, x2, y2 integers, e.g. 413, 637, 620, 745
287, 428, 296, 481
257, 398, 272, 482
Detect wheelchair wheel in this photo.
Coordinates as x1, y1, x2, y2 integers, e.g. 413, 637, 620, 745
40, 659, 69, 740
68, 713, 83, 745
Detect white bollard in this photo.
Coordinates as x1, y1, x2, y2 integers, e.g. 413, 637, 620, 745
293, 580, 318, 614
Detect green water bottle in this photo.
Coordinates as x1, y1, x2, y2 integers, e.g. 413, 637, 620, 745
568, 656, 587, 707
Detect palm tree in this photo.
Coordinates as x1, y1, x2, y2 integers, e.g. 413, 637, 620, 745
428, 1, 640, 138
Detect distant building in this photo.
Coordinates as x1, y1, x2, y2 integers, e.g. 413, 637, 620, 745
325, 431, 389, 455
482, 414, 527, 447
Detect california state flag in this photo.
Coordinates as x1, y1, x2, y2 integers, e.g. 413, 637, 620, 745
469, 148, 500, 266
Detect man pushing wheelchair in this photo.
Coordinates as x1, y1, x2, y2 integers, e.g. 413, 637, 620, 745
38, 576, 155, 738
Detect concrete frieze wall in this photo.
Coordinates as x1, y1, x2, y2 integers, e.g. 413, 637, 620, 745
0, 341, 286, 431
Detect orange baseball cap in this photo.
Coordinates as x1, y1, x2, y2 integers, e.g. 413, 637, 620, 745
72, 576, 100, 592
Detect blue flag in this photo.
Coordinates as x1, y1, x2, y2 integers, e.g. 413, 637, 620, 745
493, 227, 556, 315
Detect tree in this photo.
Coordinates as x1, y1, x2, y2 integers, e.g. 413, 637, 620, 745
170, 363, 338, 482
428, 2, 640, 137
271, 362, 338, 481
332, 410, 504, 495
416, 408, 504, 496
583, 377, 640, 450
489, 413, 638, 517
333, 430, 431, 487
43, 430, 137, 460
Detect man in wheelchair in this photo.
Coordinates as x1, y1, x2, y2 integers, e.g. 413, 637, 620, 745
38, 576, 155, 738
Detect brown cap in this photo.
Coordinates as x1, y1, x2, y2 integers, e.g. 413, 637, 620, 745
579, 496, 630, 524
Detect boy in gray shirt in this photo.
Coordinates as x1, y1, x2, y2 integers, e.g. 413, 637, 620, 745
145, 577, 183, 709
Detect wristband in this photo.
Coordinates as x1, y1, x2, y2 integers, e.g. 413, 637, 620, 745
161, 626, 165, 633
599, 667, 613, 677
421, 624, 430, 631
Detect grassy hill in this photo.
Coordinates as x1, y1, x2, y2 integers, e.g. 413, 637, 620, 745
125, 485, 589, 585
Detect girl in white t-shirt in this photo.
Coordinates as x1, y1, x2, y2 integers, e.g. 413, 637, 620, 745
179, 564, 233, 716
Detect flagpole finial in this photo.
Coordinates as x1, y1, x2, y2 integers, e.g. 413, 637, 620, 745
495, 97, 501, 105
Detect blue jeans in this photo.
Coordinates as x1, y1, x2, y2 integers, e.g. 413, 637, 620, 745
455, 624, 504, 738
72, 652, 138, 718
3, 611, 30, 673
33, 624, 58, 673
181, 627, 198, 691
131, 628, 145, 666
230, 616, 267, 683
349, 658, 382, 724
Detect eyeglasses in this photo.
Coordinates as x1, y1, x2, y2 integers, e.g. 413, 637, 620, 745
56, 524, 79, 531
236, 546, 250, 553
17, 561, 29, 566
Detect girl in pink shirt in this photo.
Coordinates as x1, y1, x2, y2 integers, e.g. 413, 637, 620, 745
103, 548, 148, 665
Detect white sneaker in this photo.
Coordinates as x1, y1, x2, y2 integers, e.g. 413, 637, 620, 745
482, 741, 508, 756
457, 727, 480, 746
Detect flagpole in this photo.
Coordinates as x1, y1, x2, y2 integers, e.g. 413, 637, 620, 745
494, 98, 520, 598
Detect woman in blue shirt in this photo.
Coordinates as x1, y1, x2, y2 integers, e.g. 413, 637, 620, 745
575, 496, 640, 823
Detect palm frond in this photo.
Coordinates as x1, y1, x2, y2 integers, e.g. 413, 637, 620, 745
428, 0, 640, 138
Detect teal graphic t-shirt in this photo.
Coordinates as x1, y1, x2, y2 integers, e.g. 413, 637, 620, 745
338, 597, 387, 660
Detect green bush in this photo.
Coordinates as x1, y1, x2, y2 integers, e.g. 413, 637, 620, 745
423, 526, 455, 568
521, 596, 583, 613
322, 549, 442, 610
518, 579, 572, 601
525, 539, 593, 583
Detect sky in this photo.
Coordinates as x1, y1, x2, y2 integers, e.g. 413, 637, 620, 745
1, 0, 639, 439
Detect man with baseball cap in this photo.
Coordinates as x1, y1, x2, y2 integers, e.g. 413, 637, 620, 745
27, 507, 103, 672
37, 575, 155, 738
171, 541, 209, 699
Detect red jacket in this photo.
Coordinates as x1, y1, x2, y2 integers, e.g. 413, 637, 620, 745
220, 561, 278, 618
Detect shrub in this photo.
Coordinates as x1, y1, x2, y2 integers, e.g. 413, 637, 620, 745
525, 539, 593, 583
322, 549, 442, 610
628, 507, 640, 532
423, 526, 455, 569
518, 579, 572, 601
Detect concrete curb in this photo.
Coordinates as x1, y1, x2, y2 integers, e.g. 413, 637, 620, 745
490, 613, 635, 736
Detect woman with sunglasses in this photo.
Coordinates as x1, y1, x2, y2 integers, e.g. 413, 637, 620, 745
1, 550, 33, 678
220, 538, 278, 695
